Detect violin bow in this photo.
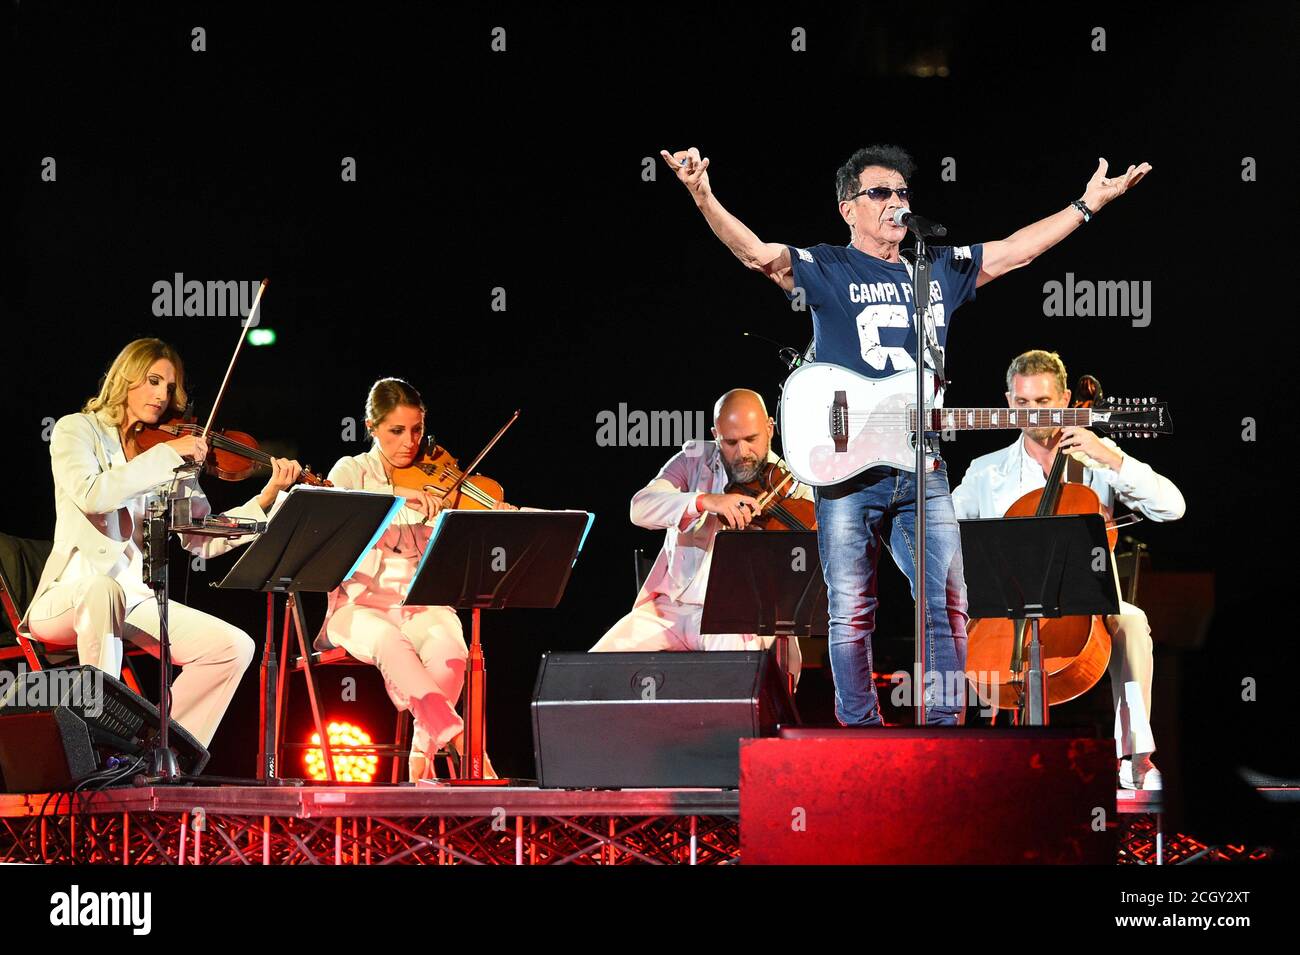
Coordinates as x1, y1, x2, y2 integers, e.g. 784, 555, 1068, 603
754, 463, 799, 510
441, 409, 521, 496
200, 278, 268, 444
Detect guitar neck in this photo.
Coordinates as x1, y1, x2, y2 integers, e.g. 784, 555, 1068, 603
919, 407, 1095, 431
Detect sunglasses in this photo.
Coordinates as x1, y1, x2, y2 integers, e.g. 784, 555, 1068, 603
847, 186, 913, 202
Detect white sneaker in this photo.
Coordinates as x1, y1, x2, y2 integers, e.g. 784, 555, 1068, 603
1119, 757, 1163, 791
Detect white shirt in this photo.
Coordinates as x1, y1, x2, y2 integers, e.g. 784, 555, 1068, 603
316, 444, 437, 646
951, 433, 1185, 522
60, 478, 157, 613
631, 440, 815, 606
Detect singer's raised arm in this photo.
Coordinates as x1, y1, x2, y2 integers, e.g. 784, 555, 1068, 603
976, 158, 1152, 289
659, 147, 795, 292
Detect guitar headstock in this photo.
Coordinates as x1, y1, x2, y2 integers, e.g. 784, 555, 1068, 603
1091, 397, 1173, 439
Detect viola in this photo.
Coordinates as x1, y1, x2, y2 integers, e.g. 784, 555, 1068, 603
385, 409, 521, 510
389, 442, 507, 510
724, 459, 816, 531
133, 414, 332, 486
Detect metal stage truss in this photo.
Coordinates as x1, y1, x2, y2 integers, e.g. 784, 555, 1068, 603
0, 784, 1265, 865
0, 785, 742, 866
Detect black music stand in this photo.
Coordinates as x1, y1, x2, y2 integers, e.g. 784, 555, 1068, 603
699, 529, 827, 707
405, 509, 594, 785
959, 514, 1120, 726
216, 486, 401, 781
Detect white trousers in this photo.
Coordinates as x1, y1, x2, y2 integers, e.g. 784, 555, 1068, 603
1107, 601, 1156, 758
590, 593, 802, 685
325, 604, 467, 759
26, 574, 255, 750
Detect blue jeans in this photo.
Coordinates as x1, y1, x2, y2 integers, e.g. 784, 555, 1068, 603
814, 462, 969, 726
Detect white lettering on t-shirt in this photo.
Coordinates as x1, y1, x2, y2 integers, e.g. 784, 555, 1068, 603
854, 302, 947, 371
847, 279, 944, 305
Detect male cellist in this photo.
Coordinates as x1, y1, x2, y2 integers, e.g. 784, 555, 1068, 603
950, 349, 1184, 790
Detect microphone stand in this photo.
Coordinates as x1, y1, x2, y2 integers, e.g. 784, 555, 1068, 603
141, 467, 199, 780
907, 226, 932, 728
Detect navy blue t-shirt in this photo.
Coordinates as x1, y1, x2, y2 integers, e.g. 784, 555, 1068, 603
786, 243, 983, 379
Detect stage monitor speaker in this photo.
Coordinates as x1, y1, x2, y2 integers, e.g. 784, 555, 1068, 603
0, 665, 209, 793
531, 650, 796, 789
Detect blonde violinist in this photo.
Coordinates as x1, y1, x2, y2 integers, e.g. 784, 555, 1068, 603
23, 338, 303, 749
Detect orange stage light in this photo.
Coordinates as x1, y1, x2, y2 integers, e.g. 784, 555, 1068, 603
304, 720, 380, 783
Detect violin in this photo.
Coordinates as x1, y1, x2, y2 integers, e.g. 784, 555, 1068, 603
389, 442, 507, 510
724, 459, 816, 531
133, 413, 332, 487
387, 410, 520, 510
965, 374, 1113, 716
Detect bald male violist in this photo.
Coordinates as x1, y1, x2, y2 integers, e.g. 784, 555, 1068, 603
590, 389, 812, 684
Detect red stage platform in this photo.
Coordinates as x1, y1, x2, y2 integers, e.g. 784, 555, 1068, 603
740, 731, 1119, 864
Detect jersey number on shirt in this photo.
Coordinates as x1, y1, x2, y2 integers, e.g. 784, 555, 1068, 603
855, 302, 946, 372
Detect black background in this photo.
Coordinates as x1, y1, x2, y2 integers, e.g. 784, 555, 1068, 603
3, 2, 1296, 847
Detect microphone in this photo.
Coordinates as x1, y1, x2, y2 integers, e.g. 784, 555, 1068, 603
892, 208, 948, 238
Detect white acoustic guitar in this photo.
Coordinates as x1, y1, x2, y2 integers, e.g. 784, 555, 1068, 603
777, 363, 1172, 487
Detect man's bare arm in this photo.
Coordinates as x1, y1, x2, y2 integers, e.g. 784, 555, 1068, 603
978, 158, 1152, 288
660, 147, 794, 292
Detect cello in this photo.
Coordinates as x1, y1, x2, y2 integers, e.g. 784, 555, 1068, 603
965, 375, 1116, 718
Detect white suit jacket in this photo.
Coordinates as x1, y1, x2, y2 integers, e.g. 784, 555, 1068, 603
22, 412, 270, 627
314, 444, 426, 648
632, 440, 814, 607
950, 434, 1185, 522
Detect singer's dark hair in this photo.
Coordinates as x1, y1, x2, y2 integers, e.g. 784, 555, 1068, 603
835, 145, 917, 202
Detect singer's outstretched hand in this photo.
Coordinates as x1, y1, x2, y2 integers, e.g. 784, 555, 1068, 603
1081, 158, 1152, 212
975, 157, 1153, 289
660, 147, 712, 202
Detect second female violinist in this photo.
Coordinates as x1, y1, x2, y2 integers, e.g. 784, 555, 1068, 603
589, 388, 812, 683
316, 378, 515, 781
